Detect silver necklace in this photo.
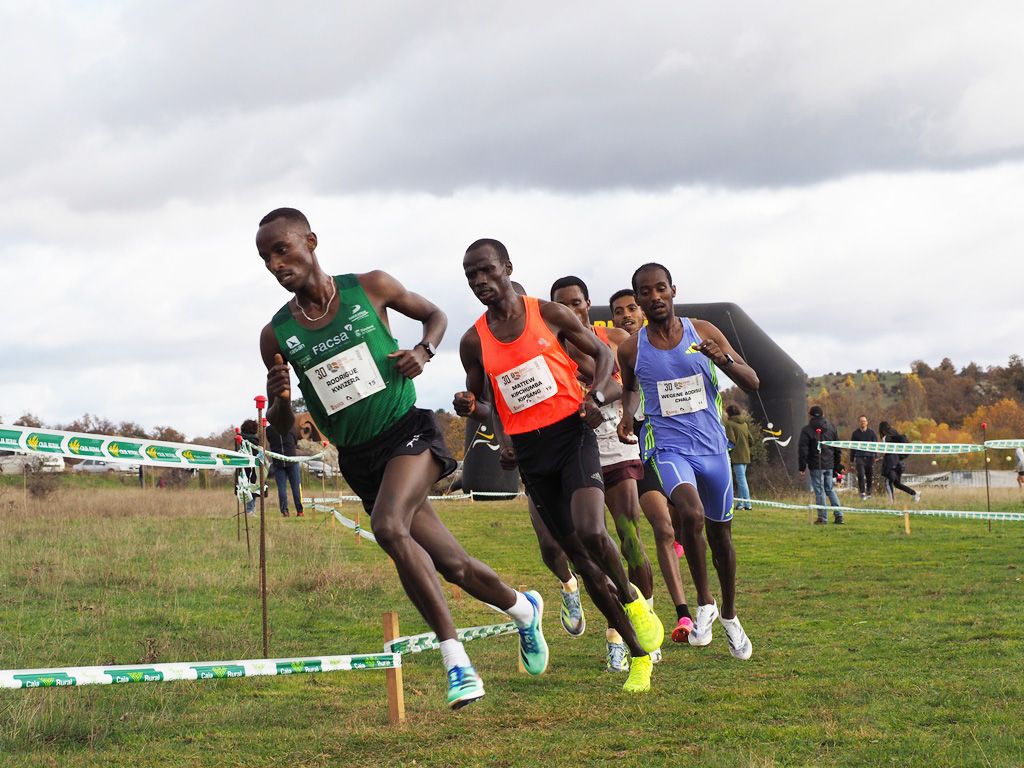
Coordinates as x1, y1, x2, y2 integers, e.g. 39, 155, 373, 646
294, 279, 337, 323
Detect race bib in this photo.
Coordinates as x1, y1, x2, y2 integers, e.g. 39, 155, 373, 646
495, 356, 558, 414
657, 373, 707, 417
306, 343, 386, 415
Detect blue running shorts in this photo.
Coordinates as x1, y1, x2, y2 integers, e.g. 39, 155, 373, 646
650, 450, 734, 522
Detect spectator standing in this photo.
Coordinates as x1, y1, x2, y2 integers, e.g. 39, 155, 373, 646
878, 421, 920, 503
798, 405, 844, 524
724, 404, 754, 511
267, 422, 303, 517
849, 415, 878, 500
1014, 446, 1024, 489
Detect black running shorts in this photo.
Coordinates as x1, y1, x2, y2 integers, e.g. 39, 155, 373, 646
511, 413, 604, 538
635, 457, 666, 498
336, 407, 457, 513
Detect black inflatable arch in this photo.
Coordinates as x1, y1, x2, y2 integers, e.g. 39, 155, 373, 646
591, 302, 806, 472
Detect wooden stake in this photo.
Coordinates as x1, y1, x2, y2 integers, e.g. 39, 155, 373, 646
903, 507, 911, 536
382, 611, 406, 725
354, 507, 361, 545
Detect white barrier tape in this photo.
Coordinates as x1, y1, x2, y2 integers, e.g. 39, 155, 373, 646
263, 449, 327, 464
303, 493, 490, 504
735, 497, 1024, 522
320, 506, 378, 543
0, 652, 400, 689
384, 622, 519, 655
985, 439, 1024, 449
823, 440, 985, 455
0, 424, 256, 469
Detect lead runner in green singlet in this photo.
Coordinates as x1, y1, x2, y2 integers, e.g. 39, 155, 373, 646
256, 208, 548, 710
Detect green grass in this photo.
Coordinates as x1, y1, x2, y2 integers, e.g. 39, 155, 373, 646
1, 487, 1023, 767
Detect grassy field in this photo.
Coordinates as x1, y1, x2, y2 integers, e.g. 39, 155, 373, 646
1, 485, 1023, 767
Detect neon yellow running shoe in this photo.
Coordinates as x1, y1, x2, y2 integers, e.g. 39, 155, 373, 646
622, 652, 653, 693
623, 585, 664, 653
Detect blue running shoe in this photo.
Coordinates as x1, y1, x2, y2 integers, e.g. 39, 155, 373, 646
446, 664, 485, 710
518, 590, 549, 675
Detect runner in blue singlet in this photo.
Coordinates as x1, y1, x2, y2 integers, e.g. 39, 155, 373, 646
617, 262, 760, 661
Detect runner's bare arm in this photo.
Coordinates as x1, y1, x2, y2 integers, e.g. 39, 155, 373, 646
459, 328, 515, 467
360, 270, 447, 379
616, 333, 640, 444
540, 300, 614, 394
692, 319, 759, 392
563, 338, 623, 402
453, 376, 494, 422
260, 323, 296, 435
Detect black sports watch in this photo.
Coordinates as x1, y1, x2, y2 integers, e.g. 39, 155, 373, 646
721, 354, 735, 368
416, 341, 437, 359
590, 389, 606, 406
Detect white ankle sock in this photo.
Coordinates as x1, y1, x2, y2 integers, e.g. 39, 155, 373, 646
646, 596, 654, 610
439, 639, 471, 671
606, 628, 623, 644
505, 591, 535, 627
561, 575, 578, 593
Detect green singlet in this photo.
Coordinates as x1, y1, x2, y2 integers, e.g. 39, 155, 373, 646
271, 274, 416, 448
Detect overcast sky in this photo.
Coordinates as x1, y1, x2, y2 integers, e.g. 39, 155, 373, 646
1, 2, 1022, 437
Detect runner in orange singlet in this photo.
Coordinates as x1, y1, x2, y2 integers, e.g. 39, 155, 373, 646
456, 239, 664, 693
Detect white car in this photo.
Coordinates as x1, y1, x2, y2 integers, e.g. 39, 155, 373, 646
0, 451, 65, 473
72, 459, 139, 474
305, 459, 337, 479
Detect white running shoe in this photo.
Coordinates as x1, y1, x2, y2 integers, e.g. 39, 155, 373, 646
687, 601, 719, 647
650, 647, 662, 664
914, 492, 922, 503
719, 614, 753, 660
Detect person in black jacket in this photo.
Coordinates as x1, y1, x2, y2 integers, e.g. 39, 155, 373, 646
267, 422, 304, 517
878, 422, 920, 503
849, 415, 878, 500
798, 405, 844, 524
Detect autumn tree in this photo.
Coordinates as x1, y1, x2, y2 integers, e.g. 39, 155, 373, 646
434, 409, 467, 461
13, 412, 43, 427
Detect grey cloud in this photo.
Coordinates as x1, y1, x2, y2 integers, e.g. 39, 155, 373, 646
4, 3, 1024, 211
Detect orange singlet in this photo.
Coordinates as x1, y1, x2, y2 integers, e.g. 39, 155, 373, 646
475, 296, 583, 434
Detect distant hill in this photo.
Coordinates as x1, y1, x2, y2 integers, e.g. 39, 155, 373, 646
726, 356, 1024, 470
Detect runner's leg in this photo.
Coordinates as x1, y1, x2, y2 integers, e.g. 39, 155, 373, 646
639, 489, 689, 607
705, 520, 736, 619
528, 496, 573, 582
605, 479, 654, 599
371, 451, 463, 640
408, 497, 519, 610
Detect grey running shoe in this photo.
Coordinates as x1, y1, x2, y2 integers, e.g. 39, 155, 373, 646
559, 589, 586, 637
605, 640, 629, 672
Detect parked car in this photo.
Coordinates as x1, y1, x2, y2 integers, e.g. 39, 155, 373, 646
72, 459, 139, 474
0, 450, 65, 473
305, 459, 337, 479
